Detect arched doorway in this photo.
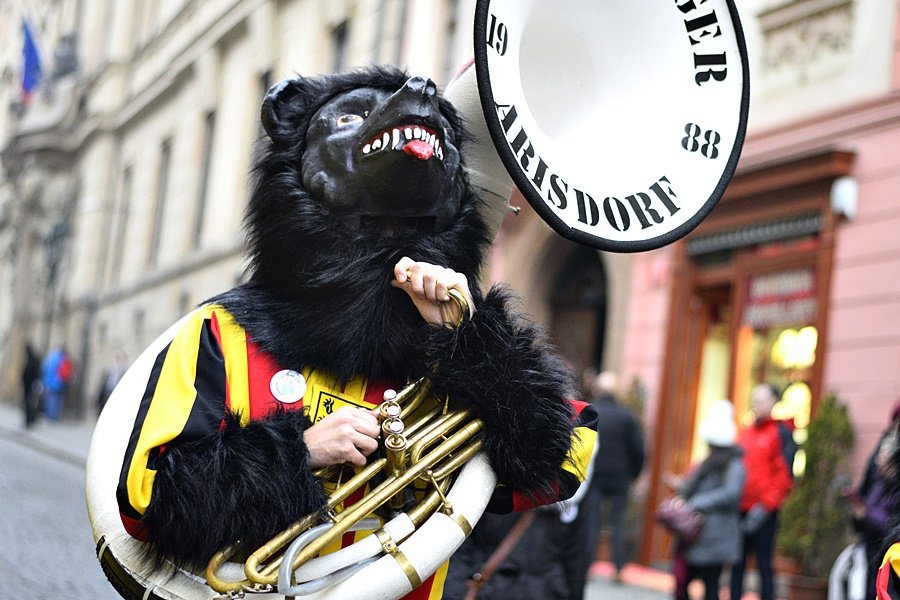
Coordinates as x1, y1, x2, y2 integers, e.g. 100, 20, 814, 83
548, 244, 608, 383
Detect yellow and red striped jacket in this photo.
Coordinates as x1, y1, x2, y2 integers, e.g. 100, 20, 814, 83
117, 304, 597, 600
879, 543, 900, 599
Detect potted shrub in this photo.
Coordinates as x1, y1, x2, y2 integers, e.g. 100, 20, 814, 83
776, 392, 855, 599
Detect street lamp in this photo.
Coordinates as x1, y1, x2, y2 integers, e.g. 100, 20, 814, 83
41, 219, 67, 353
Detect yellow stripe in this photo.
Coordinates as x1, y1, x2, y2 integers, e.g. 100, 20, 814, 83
884, 542, 900, 568
427, 562, 449, 600
126, 307, 212, 514
212, 308, 250, 425
561, 426, 597, 482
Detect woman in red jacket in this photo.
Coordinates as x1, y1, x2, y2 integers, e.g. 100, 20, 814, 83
730, 383, 794, 600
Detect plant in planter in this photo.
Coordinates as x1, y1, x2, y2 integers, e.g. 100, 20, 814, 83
776, 392, 855, 597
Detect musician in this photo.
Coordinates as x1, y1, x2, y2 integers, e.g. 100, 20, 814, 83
114, 66, 597, 600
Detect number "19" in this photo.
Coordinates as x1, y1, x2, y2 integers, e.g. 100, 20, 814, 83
486, 14, 508, 56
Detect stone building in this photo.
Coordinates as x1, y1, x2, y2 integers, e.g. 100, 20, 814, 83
2, 0, 899, 566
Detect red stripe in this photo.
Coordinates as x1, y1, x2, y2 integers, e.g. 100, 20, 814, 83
876, 560, 897, 599
569, 399, 590, 415
364, 379, 393, 406
512, 481, 559, 511
400, 572, 436, 599
208, 312, 230, 412
246, 339, 293, 420
120, 512, 148, 541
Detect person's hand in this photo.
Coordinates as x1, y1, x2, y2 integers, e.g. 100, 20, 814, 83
303, 407, 382, 469
392, 257, 474, 327
740, 503, 770, 534
663, 472, 684, 491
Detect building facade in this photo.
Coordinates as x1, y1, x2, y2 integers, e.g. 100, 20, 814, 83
2, 0, 899, 567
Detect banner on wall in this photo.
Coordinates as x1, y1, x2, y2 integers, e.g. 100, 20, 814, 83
743, 268, 817, 329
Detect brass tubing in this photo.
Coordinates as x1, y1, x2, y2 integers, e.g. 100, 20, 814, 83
205, 544, 248, 593
397, 379, 433, 419
273, 420, 482, 583
245, 458, 387, 582
409, 410, 473, 465
403, 405, 442, 438
428, 436, 484, 481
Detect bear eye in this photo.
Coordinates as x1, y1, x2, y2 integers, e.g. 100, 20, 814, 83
336, 114, 365, 126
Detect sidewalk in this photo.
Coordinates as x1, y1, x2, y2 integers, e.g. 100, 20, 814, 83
0, 400, 721, 600
0, 400, 94, 466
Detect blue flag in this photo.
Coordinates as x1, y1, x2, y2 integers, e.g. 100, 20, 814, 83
21, 19, 42, 104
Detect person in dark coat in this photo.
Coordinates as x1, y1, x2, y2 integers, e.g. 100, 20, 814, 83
442, 510, 572, 600
847, 428, 900, 599
582, 371, 645, 582
669, 399, 746, 600
21, 343, 41, 428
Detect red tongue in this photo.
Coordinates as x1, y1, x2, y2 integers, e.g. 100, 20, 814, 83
403, 140, 434, 160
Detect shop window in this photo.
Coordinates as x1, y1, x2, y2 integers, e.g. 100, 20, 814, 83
741, 324, 818, 477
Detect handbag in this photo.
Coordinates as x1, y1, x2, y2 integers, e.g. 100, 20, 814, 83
654, 496, 705, 545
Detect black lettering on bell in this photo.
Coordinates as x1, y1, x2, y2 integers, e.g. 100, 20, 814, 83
603, 197, 631, 232
685, 12, 722, 45
675, 0, 703, 14
694, 53, 727, 85
626, 193, 665, 229
548, 174, 568, 210
518, 142, 535, 172
575, 190, 600, 226
650, 176, 681, 216
497, 104, 518, 133
532, 157, 549, 190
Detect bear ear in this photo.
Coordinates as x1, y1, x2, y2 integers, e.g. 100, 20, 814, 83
261, 78, 306, 145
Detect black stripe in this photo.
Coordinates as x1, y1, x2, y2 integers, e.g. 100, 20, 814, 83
181, 318, 227, 439
116, 343, 171, 520
557, 470, 582, 501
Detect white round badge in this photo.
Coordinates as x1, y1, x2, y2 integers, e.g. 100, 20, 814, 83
270, 369, 307, 404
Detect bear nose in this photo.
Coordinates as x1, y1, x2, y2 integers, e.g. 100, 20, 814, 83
404, 76, 437, 98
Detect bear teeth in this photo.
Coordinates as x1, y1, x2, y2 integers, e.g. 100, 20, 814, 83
361, 126, 443, 161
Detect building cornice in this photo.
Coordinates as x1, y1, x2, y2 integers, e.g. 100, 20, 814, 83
740, 88, 900, 169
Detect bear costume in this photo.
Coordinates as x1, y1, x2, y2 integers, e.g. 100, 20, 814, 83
114, 65, 597, 599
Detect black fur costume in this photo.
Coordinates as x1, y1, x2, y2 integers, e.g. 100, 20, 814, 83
141, 65, 577, 569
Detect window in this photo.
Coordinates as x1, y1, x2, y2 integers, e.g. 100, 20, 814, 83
147, 139, 171, 267
109, 165, 132, 284
442, 0, 460, 82
332, 21, 349, 73
193, 112, 215, 249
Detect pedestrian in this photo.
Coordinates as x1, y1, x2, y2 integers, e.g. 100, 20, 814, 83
730, 383, 794, 600
95, 348, 128, 416
20, 342, 41, 428
582, 370, 646, 583
442, 509, 571, 600
859, 400, 900, 498
667, 399, 745, 600
875, 419, 900, 599
845, 426, 900, 599
40, 346, 73, 421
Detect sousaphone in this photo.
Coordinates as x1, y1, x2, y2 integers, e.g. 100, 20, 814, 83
86, 2, 749, 599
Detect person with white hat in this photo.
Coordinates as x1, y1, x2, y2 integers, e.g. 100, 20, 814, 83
669, 399, 746, 600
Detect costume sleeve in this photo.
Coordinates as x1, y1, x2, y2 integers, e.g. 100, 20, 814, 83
116, 307, 227, 531
116, 307, 326, 568
424, 286, 598, 511
877, 543, 900, 599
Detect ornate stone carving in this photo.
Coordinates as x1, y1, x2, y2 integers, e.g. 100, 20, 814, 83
760, 0, 853, 82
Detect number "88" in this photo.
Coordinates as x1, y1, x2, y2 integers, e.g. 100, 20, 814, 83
682, 123, 721, 159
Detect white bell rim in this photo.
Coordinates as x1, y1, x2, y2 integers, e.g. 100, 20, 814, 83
473, 0, 750, 252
